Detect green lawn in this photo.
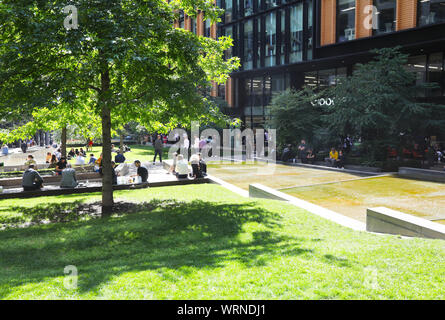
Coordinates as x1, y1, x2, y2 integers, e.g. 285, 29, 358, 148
0, 184, 444, 299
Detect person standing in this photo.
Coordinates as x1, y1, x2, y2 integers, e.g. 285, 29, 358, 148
21, 141, 28, 153
2, 144, 9, 156
153, 134, 163, 164
22, 165, 43, 191
297, 140, 307, 163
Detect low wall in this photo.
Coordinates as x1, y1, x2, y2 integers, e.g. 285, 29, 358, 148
398, 167, 445, 183
367, 207, 445, 240
0, 172, 101, 187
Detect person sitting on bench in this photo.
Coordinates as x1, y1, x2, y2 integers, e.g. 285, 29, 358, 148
24, 155, 37, 169
190, 153, 207, 178
60, 163, 78, 189
175, 154, 190, 179
55, 157, 67, 175
306, 149, 315, 165
22, 165, 43, 191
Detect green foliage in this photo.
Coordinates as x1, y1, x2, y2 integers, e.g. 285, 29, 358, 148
266, 87, 324, 149
325, 47, 445, 161
0, 0, 240, 137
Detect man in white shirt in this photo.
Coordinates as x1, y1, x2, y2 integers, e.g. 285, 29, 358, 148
175, 154, 189, 179
75, 154, 86, 165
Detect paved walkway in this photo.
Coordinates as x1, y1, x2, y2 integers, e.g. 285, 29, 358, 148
0, 146, 55, 166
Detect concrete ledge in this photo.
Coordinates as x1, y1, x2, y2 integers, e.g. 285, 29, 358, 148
367, 207, 445, 240
0, 172, 101, 188
398, 167, 445, 183
207, 175, 249, 198
0, 177, 210, 199
249, 183, 366, 231
253, 157, 382, 176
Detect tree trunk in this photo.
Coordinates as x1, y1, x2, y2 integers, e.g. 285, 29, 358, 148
101, 69, 114, 216
61, 126, 67, 157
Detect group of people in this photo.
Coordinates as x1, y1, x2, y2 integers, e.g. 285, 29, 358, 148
281, 140, 316, 165
325, 147, 346, 169
169, 152, 207, 179
22, 162, 79, 191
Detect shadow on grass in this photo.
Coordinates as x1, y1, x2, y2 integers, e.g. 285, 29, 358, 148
0, 199, 319, 297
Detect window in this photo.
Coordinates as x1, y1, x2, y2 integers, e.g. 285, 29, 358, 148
265, 12, 277, 67
224, 26, 233, 59
318, 69, 337, 88
225, 0, 233, 23
407, 55, 427, 97
243, 20, 254, 70
191, 19, 196, 34
418, 0, 445, 26
373, 0, 397, 35
304, 71, 318, 88
306, 0, 313, 60
428, 52, 444, 96
265, 0, 278, 10
245, 0, 254, 16
204, 19, 211, 37
337, 0, 356, 42
279, 10, 286, 65
289, 3, 303, 63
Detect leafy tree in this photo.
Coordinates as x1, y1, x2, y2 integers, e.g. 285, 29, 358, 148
266, 87, 323, 150
0, 0, 239, 214
324, 47, 445, 161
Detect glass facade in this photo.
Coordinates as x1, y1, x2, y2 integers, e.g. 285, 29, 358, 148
219, 0, 313, 71
373, 0, 397, 35
265, 12, 277, 67
418, 0, 445, 26
243, 20, 254, 70
336, 0, 356, 42
289, 3, 303, 63
243, 73, 290, 128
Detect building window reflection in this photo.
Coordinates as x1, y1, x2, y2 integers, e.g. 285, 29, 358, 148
428, 52, 444, 96
289, 3, 303, 63
373, 0, 397, 35
265, 12, 277, 67
418, 0, 445, 26
243, 20, 254, 70
245, 0, 253, 16
225, 0, 233, 23
337, 0, 356, 42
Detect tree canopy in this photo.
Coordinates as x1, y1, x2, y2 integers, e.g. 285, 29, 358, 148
0, 0, 240, 213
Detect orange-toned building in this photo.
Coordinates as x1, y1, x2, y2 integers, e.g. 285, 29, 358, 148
181, 1, 445, 129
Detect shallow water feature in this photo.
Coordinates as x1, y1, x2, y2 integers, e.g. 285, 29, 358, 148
208, 162, 445, 225
282, 176, 445, 224
208, 161, 366, 190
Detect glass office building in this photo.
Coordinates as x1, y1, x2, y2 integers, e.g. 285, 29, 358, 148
178, 0, 445, 129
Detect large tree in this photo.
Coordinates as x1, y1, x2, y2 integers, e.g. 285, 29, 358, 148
266, 87, 324, 149
0, 0, 239, 214
324, 47, 445, 161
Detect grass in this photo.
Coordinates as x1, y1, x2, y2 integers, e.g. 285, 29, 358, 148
0, 184, 444, 299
